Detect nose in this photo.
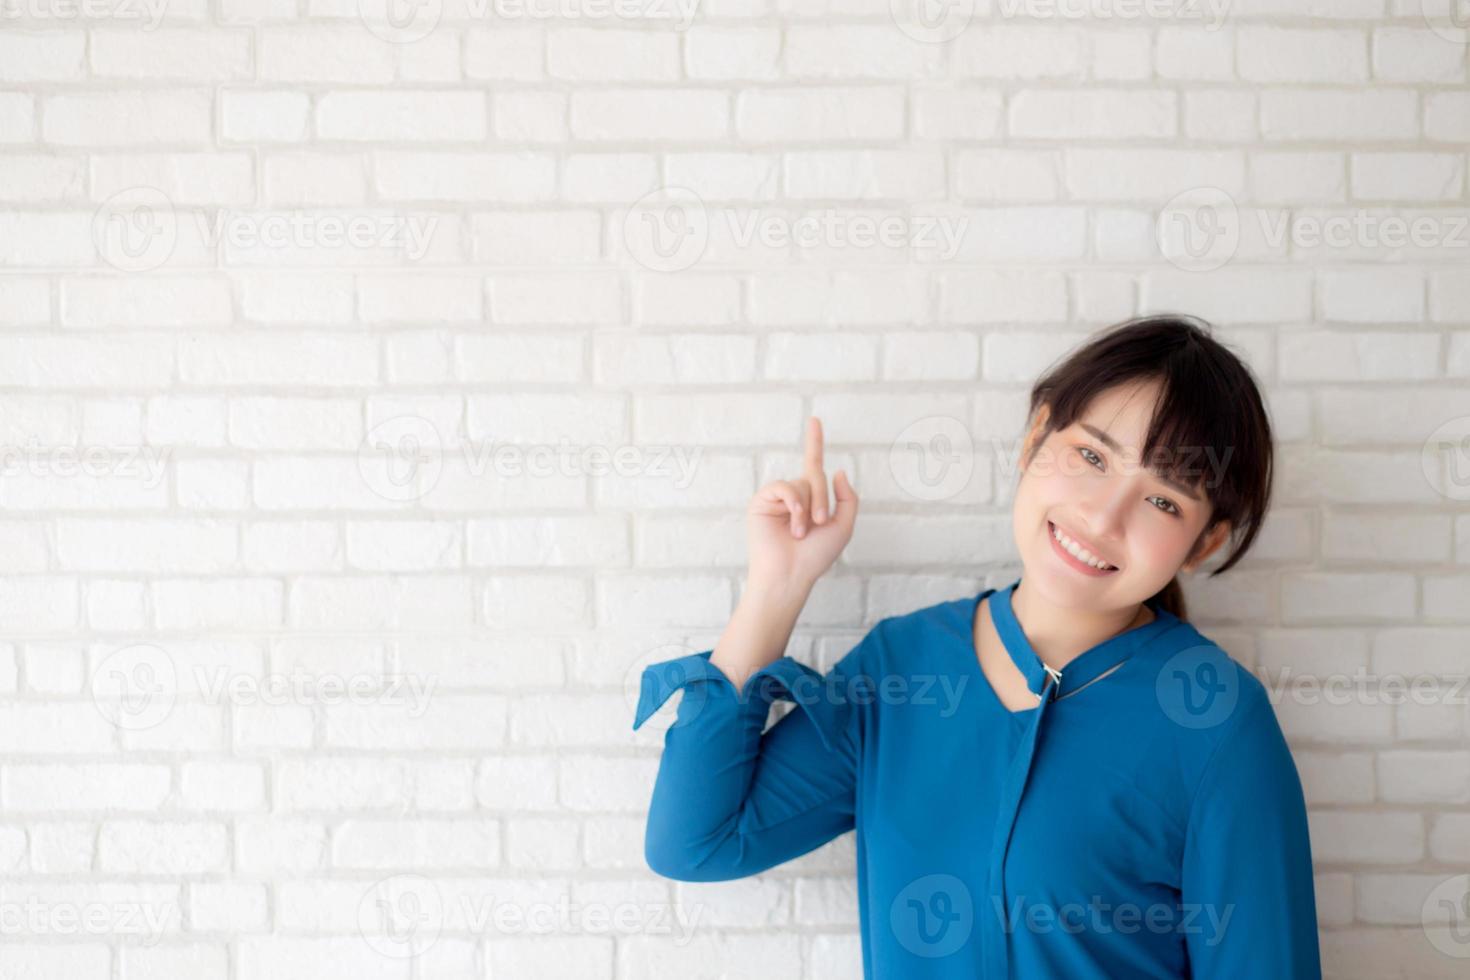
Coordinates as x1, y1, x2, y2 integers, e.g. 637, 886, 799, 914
1076, 481, 1131, 542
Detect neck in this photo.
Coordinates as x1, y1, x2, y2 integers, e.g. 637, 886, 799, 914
1011, 578, 1153, 672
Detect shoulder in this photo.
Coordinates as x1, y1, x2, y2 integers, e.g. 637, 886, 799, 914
826, 592, 975, 682
1135, 617, 1283, 762
883, 590, 978, 639
871, 591, 975, 654
1142, 621, 1301, 804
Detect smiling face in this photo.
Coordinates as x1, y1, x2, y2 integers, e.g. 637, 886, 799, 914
1013, 377, 1231, 610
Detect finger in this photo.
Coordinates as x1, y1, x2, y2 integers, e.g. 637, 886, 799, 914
830, 468, 859, 533
763, 479, 808, 538
803, 416, 824, 476
803, 417, 830, 523
789, 478, 812, 536
807, 469, 831, 525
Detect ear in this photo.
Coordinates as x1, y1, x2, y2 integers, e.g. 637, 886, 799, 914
1182, 519, 1231, 573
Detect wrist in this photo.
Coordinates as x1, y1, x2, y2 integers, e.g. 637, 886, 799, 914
739, 576, 812, 613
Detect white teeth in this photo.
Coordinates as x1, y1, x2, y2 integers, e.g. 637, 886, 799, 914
1052, 523, 1116, 571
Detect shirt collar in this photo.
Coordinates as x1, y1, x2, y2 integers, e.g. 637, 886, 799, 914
988, 575, 1178, 701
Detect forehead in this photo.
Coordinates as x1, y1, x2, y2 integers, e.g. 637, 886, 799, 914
1072, 379, 1165, 443
1060, 378, 1208, 503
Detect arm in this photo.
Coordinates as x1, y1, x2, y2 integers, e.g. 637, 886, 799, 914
632, 625, 871, 882
1180, 691, 1322, 979
633, 415, 864, 881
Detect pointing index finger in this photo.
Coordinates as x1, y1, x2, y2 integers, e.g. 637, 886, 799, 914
804, 416, 824, 475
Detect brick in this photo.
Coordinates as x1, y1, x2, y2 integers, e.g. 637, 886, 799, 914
91, 29, 252, 81
44, 91, 211, 146
316, 91, 487, 142
1261, 90, 1418, 142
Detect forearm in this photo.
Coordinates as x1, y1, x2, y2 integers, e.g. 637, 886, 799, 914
707, 578, 812, 695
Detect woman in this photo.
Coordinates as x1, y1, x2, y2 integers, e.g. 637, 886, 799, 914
632, 315, 1321, 979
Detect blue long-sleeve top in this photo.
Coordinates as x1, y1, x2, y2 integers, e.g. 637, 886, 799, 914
632, 576, 1322, 979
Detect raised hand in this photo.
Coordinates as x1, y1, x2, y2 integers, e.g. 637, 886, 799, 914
745, 416, 859, 597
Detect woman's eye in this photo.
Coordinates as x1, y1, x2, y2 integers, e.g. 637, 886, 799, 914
1077, 444, 1180, 517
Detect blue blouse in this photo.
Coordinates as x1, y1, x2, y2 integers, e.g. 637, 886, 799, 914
632, 576, 1322, 978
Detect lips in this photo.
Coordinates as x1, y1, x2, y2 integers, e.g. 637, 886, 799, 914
1048, 520, 1120, 574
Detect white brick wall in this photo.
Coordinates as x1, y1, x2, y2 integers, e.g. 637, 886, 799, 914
0, 2, 1466, 977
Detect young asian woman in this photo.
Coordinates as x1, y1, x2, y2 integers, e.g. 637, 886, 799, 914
632, 315, 1320, 979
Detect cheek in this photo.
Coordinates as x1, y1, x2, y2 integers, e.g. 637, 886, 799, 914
1127, 515, 1196, 566
1029, 450, 1097, 500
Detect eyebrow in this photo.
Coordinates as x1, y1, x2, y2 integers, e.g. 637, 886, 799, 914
1078, 423, 1202, 502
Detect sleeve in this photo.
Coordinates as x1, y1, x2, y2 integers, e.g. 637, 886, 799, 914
630, 632, 869, 883
1180, 690, 1322, 979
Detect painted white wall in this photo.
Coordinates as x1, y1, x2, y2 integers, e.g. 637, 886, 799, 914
0, 2, 1466, 977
